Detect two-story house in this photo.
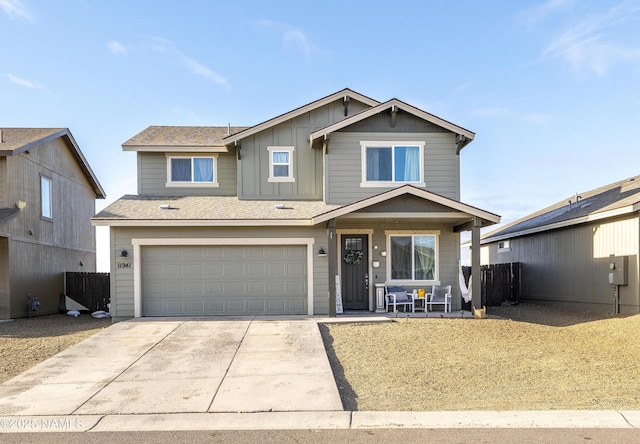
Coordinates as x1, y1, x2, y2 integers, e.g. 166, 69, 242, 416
92, 89, 499, 321
0, 128, 105, 319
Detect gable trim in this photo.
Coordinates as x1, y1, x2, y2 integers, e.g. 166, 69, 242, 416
309, 99, 475, 149
222, 89, 380, 146
312, 185, 499, 225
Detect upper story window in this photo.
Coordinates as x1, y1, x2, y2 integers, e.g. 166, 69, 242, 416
498, 240, 511, 252
166, 155, 218, 187
267, 146, 295, 182
40, 175, 52, 220
361, 141, 425, 187
387, 231, 439, 283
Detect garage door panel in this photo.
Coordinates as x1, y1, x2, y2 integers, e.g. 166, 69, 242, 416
142, 245, 306, 316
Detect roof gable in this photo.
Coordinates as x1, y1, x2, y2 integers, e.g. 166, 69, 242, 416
483, 176, 640, 243
308, 99, 475, 152
312, 185, 499, 227
221, 88, 380, 145
0, 128, 105, 199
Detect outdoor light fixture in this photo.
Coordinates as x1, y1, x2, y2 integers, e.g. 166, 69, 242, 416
317, 247, 327, 256
120, 249, 128, 257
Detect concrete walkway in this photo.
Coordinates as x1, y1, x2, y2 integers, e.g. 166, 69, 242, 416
1, 316, 639, 432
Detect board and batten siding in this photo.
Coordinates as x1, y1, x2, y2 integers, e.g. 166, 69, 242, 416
325, 132, 459, 205
0, 137, 99, 317
237, 100, 371, 201
137, 151, 238, 196
109, 225, 329, 321
485, 215, 639, 313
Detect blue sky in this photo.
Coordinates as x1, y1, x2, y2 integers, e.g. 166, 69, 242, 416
2, 0, 640, 270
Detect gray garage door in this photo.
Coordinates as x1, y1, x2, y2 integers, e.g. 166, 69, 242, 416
141, 245, 307, 316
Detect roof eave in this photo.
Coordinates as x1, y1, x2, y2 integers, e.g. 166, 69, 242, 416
482, 205, 637, 244
221, 88, 380, 146
309, 99, 475, 147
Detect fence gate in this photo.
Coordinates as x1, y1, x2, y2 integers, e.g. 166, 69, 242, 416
64, 272, 110, 312
462, 263, 520, 307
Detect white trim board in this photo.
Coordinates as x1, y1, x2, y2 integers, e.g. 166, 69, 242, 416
131, 237, 315, 317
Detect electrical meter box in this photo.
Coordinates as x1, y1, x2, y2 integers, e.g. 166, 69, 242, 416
608, 255, 628, 286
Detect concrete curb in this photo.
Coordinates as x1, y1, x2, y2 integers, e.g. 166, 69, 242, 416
1, 411, 639, 433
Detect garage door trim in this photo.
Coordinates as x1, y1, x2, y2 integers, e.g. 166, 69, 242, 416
131, 237, 315, 317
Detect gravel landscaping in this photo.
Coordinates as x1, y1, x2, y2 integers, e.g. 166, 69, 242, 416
320, 304, 640, 411
2, 305, 640, 412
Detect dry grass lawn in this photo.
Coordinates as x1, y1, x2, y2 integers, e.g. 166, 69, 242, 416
320, 304, 640, 411
0, 314, 111, 383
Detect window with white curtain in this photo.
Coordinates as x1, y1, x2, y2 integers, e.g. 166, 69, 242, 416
361, 141, 425, 187
388, 232, 438, 282
268, 146, 295, 182
166, 155, 217, 187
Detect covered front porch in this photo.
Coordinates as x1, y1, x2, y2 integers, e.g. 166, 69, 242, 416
311, 185, 500, 317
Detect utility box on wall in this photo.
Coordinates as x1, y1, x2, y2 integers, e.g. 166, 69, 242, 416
608, 255, 628, 286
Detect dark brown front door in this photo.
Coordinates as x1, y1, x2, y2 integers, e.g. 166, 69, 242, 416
341, 234, 368, 310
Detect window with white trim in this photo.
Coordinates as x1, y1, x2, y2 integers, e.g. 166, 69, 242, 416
166, 155, 218, 187
267, 146, 295, 182
387, 232, 438, 282
498, 240, 510, 252
40, 175, 52, 220
361, 141, 424, 187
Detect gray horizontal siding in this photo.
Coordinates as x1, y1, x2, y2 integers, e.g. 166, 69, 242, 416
326, 132, 459, 205
138, 152, 237, 196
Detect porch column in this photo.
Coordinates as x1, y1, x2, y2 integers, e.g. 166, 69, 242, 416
327, 219, 337, 317
471, 217, 482, 310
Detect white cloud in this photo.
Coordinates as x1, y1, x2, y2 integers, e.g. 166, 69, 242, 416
147, 36, 227, 85
255, 19, 320, 61
520, 0, 576, 28
0, 0, 32, 21
5, 73, 43, 89
523, 112, 552, 124
541, 2, 640, 75
107, 40, 128, 56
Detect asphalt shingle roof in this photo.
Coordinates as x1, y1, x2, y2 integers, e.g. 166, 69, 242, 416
122, 126, 250, 147
93, 195, 341, 222
0, 128, 65, 153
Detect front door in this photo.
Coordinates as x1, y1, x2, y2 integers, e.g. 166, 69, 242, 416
341, 234, 369, 310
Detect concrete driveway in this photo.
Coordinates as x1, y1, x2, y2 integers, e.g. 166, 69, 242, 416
0, 317, 343, 416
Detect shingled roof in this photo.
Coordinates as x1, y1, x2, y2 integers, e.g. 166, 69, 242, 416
92, 195, 341, 226
0, 128, 105, 198
483, 175, 640, 243
122, 126, 249, 150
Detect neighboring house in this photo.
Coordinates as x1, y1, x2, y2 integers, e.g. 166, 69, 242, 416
481, 176, 640, 314
92, 89, 499, 321
0, 128, 106, 319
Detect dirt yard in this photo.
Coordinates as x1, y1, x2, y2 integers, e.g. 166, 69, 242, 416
320, 304, 640, 411
0, 314, 111, 383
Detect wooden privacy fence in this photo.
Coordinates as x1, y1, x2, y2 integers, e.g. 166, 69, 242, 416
462, 263, 521, 307
64, 272, 110, 312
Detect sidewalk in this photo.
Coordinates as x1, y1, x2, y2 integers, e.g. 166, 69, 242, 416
1, 410, 639, 432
